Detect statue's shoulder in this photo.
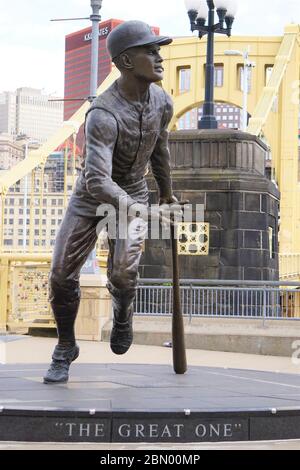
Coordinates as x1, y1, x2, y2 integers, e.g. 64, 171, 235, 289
89, 82, 119, 113
150, 84, 173, 111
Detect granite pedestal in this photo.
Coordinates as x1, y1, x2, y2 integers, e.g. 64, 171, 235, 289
143, 130, 280, 281
1, 363, 300, 443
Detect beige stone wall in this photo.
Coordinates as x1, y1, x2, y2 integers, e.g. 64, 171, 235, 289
75, 274, 112, 341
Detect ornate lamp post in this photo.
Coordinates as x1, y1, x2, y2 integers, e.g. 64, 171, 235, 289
184, 0, 238, 129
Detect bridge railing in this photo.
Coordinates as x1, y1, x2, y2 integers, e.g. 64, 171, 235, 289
0, 251, 108, 331
134, 279, 300, 321
0, 253, 53, 331
1, 255, 300, 332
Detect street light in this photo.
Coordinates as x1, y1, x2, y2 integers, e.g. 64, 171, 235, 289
184, 0, 238, 129
51, 2, 103, 273
51, 0, 103, 102
224, 48, 255, 131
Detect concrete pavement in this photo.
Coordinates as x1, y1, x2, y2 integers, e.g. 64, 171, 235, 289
1, 334, 300, 450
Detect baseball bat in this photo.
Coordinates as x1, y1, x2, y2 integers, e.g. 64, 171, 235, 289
170, 221, 187, 375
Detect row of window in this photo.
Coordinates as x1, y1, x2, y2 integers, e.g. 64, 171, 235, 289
4, 229, 56, 236
4, 208, 64, 215
18, 96, 63, 110
4, 219, 62, 226
5, 198, 65, 206
3, 239, 55, 246
178, 64, 274, 94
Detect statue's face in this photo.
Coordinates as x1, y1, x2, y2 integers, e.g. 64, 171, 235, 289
128, 44, 164, 83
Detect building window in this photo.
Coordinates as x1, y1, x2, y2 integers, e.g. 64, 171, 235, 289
214, 64, 224, 87
51, 219, 56, 225
9, 219, 14, 225
42, 209, 46, 215
18, 219, 23, 225
58, 200, 63, 206
4, 228, 13, 236
35, 219, 39, 225
269, 226, 275, 259
9, 209, 14, 215
42, 219, 46, 225
51, 230, 56, 236
35, 209, 39, 215
238, 65, 252, 93
178, 67, 191, 94
265, 65, 273, 85
51, 209, 55, 215
34, 230, 39, 236
51, 200, 57, 206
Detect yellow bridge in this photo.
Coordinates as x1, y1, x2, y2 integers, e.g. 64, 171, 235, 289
0, 25, 299, 329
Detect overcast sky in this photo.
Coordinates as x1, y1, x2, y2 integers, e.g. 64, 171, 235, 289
0, 0, 299, 96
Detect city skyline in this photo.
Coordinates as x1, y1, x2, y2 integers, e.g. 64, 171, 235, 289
0, 0, 299, 95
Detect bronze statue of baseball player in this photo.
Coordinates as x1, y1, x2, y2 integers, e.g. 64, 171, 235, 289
44, 20, 182, 384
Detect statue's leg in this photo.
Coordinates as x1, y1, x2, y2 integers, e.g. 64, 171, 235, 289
107, 217, 147, 355
44, 208, 99, 384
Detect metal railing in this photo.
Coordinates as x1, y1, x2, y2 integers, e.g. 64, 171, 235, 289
0, 253, 53, 331
2, 256, 300, 332
134, 279, 300, 320
0, 252, 108, 331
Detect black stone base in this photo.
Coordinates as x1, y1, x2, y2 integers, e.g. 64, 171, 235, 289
1, 363, 300, 443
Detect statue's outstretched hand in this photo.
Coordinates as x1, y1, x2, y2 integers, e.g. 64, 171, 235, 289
158, 195, 189, 225
129, 196, 189, 227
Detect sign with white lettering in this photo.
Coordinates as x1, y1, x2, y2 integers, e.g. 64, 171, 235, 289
0, 417, 111, 442
113, 418, 248, 442
1, 414, 300, 442
84, 26, 110, 41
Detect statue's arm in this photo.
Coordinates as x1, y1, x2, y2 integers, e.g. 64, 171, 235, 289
85, 108, 136, 209
150, 92, 174, 202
